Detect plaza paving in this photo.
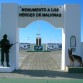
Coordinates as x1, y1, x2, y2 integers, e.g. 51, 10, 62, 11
20, 50, 61, 71
0, 50, 83, 80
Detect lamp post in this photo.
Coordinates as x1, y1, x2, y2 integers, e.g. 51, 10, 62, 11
27, 37, 30, 50
27, 37, 30, 43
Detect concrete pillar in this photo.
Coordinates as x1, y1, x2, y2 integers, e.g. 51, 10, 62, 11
62, 4, 81, 70
0, 3, 19, 72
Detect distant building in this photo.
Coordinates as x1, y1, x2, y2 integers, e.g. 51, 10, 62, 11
46, 43, 62, 51
19, 43, 62, 51
19, 43, 30, 50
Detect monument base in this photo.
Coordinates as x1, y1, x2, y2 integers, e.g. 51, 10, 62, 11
0, 66, 14, 72
66, 66, 83, 73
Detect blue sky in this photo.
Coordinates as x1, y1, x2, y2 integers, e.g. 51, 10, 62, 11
0, 0, 83, 43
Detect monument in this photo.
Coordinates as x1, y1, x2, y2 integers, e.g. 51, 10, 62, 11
0, 3, 81, 72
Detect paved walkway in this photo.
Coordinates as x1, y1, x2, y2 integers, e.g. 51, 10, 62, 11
0, 50, 83, 80
20, 51, 61, 71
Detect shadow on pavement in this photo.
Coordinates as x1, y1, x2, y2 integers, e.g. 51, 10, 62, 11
13, 69, 83, 79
